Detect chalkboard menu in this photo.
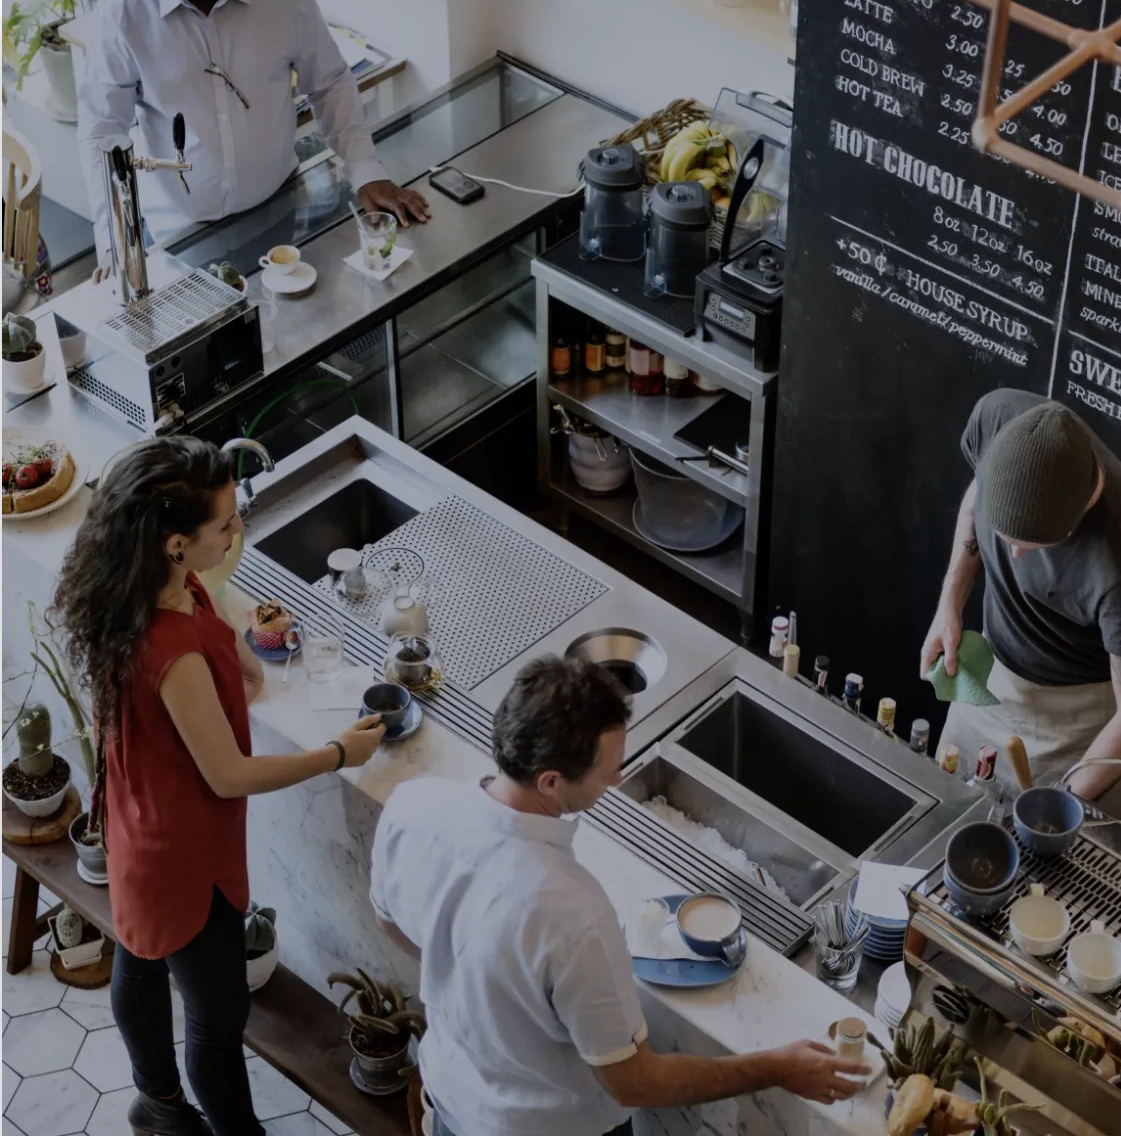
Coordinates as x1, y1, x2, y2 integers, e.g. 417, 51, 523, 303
773, 0, 1121, 732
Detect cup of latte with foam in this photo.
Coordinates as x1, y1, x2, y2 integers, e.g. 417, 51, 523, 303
676, 892, 745, 967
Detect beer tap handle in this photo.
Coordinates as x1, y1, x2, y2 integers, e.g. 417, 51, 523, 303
111, 144, 130, 184
172, 112, 190, 194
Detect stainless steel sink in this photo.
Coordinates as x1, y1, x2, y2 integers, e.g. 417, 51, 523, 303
617, 753, 838, 906
254, 478, 418, 584
677, 689, 917, 858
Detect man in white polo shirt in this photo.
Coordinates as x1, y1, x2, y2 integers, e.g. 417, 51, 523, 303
371, 657, 867, 1136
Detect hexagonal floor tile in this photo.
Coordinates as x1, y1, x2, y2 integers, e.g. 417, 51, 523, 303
245, 1056, 311, 1120
1, 951, 64, 1016
264, 1113, 337, 1135
3, 1062, 21, 1110
84, 1086, 136, 1136
59, 983, 115, 1031
310, 1101, 355, 1135
3, 1121, 30, 1136
3, 1009, 85, 1076
6, 1069, 98, 1136
73, 1024, 134, 1092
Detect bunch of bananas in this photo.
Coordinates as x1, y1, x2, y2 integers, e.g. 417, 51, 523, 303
659, 120, 734, 194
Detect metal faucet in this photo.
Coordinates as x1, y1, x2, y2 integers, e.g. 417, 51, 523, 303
101, 111, 192, 306
221, 438, 275, 517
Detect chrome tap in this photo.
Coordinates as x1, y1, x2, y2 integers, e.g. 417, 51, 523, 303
101, 111, 193, 306
221, 438, 275, 517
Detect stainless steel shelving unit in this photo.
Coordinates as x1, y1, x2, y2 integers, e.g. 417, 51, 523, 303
531, 255, 778, 636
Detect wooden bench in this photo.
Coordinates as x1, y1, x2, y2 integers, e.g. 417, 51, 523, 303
3, 837, 412, 1136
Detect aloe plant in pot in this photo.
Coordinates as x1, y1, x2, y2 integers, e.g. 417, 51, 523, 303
3, 314, 46, 392
329, 969, 425, 1095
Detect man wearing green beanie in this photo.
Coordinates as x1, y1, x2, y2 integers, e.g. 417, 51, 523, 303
920, 390, 1121, 811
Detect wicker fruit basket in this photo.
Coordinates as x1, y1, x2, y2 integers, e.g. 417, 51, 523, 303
598, 98, 738, 250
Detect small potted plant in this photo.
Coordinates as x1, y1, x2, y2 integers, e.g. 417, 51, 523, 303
2, 702, 71, 818
329, 968, 425, 1094
245, 901, 278, 991
2, 0, 78, 121
3, 313, 46, 391
206, 261, 247, 293
48, 905, 104, 970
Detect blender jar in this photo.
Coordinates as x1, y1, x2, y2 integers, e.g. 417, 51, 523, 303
644, 182, 713, 298
579, 146, 647, 262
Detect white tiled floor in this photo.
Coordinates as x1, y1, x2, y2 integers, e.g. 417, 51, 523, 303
1, 855, 354, 1135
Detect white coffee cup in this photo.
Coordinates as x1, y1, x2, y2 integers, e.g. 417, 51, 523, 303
259, 245, 301, 276
1067, 919, 1121, 994
1008, 884, 1070, 956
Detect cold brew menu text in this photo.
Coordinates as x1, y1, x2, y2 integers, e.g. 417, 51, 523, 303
772, 0, 1121, 732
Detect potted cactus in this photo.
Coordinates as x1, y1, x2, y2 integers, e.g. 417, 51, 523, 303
206, 261, 246, 292
2, 702, 72, 818
3, 313, 46, 391
329, 968, 425, 1095
48, 905, 104, 970
245, 901, 278, 991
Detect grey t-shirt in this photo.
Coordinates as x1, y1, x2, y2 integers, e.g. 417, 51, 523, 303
962, 389, 1121, 686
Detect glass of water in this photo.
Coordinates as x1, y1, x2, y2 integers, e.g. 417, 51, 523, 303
304, 611, 344, 684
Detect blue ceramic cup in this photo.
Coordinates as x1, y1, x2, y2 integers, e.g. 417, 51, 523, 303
1013, 787, 1083, 858
942, 864, 1015, 918
675, 893, 745, 967
360, 683, 411, 733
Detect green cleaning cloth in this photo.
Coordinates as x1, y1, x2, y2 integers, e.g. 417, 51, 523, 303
926, 630, 1000, 707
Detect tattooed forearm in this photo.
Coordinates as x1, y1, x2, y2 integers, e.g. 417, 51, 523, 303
964, 535, 979, 556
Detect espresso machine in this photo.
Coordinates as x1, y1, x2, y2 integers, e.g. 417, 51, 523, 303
901, 823, 1121, 1136
60, 113, 264, 433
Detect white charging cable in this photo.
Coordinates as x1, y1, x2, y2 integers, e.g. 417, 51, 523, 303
428, 165, 584, 199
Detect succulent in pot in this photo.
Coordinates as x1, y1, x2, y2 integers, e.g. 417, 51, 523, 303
2, 313, 47, 390
207, 261, 246, 292
2, 703, 72, 818
69, 811, 107, 879
48, 904, 105, 970
329, 968, 425, 1094
245, 901, 278, 991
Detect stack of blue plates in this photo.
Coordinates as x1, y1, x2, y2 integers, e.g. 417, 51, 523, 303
846, 897, 907, 963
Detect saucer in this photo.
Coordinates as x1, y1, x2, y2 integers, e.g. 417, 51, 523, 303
76, 860, 109, 887
262, 262, 317, 295
631, 894, 747, 989
244, 628, 300, 662
359, 697, 423, 742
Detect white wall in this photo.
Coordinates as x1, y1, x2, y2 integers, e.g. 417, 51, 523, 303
488, 0, 794, 114
320, 0, 794, 119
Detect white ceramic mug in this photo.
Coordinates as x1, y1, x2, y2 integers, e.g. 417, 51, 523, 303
1008, 884, 1070, 956
259, 245, 301, 275
1067, 919, 1121, 994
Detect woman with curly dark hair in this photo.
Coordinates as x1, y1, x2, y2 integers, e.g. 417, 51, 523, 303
50, 436, 385, 1136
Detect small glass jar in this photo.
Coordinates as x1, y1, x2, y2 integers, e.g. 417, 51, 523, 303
584, 325, 606, 376
551, 335, 572, 378
665, 357, 692, 397
628, 340, 664, 396
605, 330, 626, 370
835, 1018, 866, 1062
691, 369, 721, 394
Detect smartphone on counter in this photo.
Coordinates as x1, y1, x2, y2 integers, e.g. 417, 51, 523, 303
429, 167, 485, 204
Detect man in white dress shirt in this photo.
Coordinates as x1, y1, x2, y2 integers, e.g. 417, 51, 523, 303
371, 657, 868, 1136
78, 0, 428, 280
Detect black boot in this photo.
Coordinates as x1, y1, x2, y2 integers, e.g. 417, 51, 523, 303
127, 1091, 212, 1135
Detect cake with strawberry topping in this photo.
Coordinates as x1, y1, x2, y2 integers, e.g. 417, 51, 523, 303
249, 600, 293, 650
2, 440, 76, 515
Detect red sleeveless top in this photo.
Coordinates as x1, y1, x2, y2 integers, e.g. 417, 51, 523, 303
105, 573, 250, 959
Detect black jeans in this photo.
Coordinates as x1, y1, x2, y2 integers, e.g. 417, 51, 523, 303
111, 887, 265, 1136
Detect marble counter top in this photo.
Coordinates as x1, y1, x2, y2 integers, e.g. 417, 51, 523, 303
225, 583, 891, 1136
